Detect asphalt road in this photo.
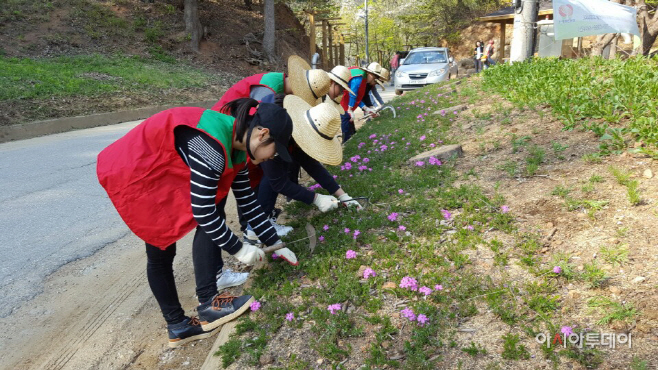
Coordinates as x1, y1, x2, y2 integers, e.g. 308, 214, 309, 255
0, 121, 141, 318
0, 86, 396, 319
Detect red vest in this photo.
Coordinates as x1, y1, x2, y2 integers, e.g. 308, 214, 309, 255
96, 107, 246, 249
212, 72, 286, 111
340, 67, 369, 111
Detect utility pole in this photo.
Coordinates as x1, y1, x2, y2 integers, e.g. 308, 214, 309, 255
364, 0, 369, 64
509, 0, 539, 63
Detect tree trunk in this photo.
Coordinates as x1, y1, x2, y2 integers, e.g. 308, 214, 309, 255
591, 33, 617, 56
609, 34, 619, 58
184, 0, 203, 53
263, 0, 276, 62
633, 0, 658, 55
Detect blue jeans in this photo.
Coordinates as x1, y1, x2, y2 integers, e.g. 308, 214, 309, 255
341, 113, 355, 143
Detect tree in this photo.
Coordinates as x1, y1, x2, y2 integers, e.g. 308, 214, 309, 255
263, 0, 276, 62
634, 0, 658, 55
184, 0, 203, 53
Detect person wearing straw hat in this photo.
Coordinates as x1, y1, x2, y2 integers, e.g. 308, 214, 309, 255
321, 65, 354, 115
366, 68, 389, 110
340, 62, 385, 142
241, 98, 364, 250
96, 98, 294, 348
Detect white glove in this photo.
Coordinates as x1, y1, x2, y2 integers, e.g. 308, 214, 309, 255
273, 247, 298, 266
338, 193, 363, 210
313, 193, 339, 212
233, 243, 265, 265
347, 110, 355, 122
364, 106, 379, 117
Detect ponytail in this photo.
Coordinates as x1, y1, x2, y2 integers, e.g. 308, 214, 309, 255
221, 98, 259, 143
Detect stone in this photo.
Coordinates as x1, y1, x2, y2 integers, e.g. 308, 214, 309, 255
636, 323, 652, 333
357, 265, 368, 278
568, 290, 581, 300
259, 354, 274, 366
382, 282, 397, 290
433, 104, 468, 115
316, 359, 324, 365
644, 309, 658, 321
609, 286, 621, 294
408, 144, 463, 164
633, 276, 647, 284
643, 169, 653, 179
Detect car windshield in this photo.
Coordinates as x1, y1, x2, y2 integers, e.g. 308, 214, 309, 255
404, 51, 447, 65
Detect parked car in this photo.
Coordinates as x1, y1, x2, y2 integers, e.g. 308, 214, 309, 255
394, 47, 456, 95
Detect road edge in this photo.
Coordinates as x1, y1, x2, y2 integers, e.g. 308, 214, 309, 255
0, 100, 217, 143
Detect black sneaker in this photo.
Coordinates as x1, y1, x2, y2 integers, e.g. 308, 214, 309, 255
197, 293, 255, 331
167, 316, 219, 348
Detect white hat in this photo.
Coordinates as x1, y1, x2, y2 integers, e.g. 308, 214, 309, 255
327, 65, 355, 95
362, 62, 385, 79
283, 95, 343, 165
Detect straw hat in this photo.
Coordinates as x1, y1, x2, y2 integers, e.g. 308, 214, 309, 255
376, 68, 390, 90
362, 62, 385, 79
327, 65, 355, 95
326, 95, 345, 114
283, 95, 343, 165
288, 55, 331, 106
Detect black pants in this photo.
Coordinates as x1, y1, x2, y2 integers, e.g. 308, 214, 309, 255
145, 198, 226, 325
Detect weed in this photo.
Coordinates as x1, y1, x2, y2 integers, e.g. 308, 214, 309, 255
552, 141, 569, 159
587, 296, 637, 325
501, 333, 530, 360
630, 356, 649, 370
608, 166, 631, 185
581, 183, 594, 193
589, 174, 604, 183
216, 337, 242, 368
582, 153, 603, 163
551, 185, 571, 198
599, 244, 628, 266
498, 160, 518, 177
581, 262, 609, 288
525, 145, 545, 176
627, 179, 642, 205
461, 342, 488, 356
510, 134, 531, 153
561, 346, 604, 369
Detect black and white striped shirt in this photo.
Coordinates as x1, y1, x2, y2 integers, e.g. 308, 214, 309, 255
175, 126, 279, 254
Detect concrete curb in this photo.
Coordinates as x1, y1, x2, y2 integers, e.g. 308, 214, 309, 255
0, 100, 217, 143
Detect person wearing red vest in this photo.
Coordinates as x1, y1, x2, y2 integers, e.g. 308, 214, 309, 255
211, 72, 292, 110
340, 62, 386, 142
96, 98, 294, 348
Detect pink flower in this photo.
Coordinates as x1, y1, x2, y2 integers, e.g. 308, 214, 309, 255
328, 303, 342, 315
344, 162, 352, 170
466, 225, 474, 231
272, 253, 280, 259
332, 175, 338, 179
323, 224, 329, 231
285, 312, 294, 321
369, 134, 377, 139
400, 276, 418, 291
428, 157, 442, 166
353, 230, 361, 238
398, 189, 404, 194
419, 135, 426, 141
398, 225, 406, 231
561, 326, 573, 336
417, 314, 429, 326
250, 301, 261, 311
419, 286, 432, 296
415, 161, 425, 167
363, 158, 370, 163
434, 284, 443, 291
344, 228, 350, 233
501, 205, 510, 213
441, 209, 452, 220
363, 268, 376, 279
553, 266, 562, 274
430, 143, 436, 148
387, 212, 399, 222
401, 307, 416, 321
346, 250, 357, 259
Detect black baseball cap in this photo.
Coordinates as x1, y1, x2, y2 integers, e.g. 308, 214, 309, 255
252, 103, 293, 162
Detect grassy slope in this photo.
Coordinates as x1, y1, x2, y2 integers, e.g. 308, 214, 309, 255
215, 57, 657, 370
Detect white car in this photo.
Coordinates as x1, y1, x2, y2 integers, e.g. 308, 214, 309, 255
394, 47, 456, 95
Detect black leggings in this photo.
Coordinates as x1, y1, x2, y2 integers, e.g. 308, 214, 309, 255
145, 199, 226, 325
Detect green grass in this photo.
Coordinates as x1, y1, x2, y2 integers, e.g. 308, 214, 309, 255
608, 166, 631, 186
599, 244, 628, 266
587, 296, 637, 325
501, 333, 530, 360
483, 57, 658, 150
0, 54, 219, 101
627, 179, 642, 205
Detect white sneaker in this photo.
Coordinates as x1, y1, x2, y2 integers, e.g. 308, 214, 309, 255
216, 269, 249, 291
245, 228, 260, 243
270, 217, 293, 237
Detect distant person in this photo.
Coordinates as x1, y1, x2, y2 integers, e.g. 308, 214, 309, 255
474, 41, 484, 73
484, 40, 496, 69
389, 52, 400, 86
340, 62, 385, 142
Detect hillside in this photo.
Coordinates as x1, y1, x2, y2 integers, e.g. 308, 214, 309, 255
0, 0, 310, 125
